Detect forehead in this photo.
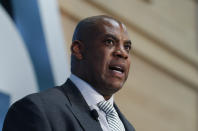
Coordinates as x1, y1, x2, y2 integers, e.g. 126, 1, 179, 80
96, 18, 129, 39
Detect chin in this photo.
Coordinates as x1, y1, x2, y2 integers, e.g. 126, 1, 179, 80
106, 81, 124, 93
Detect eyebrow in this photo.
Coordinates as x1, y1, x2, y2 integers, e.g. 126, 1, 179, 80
104, 34, 132, 45
104, 34, 119, 42
124, 40, 132, 45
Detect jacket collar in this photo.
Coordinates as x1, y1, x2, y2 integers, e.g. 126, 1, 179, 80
61, 79, 103, 131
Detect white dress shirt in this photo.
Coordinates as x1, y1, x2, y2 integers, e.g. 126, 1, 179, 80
69, 74, 125, 131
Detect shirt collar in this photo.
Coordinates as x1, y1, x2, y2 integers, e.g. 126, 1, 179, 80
69, 74, 114, 107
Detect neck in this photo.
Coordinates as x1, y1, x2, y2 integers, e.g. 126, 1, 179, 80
103, 95, 112, 101
71, 71, 113, 101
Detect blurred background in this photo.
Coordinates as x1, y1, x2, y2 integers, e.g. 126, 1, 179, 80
0, 0, 198, 131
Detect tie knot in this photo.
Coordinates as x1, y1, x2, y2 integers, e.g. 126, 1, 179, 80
97, 100, 115, 114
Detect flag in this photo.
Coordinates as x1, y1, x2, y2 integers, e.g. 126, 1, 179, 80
0, 0, 70, 129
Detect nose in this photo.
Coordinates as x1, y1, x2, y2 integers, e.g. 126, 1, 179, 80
113, 46, 128, 59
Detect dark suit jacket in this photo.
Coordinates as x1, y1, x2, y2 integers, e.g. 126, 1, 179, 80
3, 79, 135, 131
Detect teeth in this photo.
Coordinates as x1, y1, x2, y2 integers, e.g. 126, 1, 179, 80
113, 70, 122, 74
109, 66, 123, 73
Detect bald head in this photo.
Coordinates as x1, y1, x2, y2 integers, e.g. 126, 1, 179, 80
72, 15, 123, 43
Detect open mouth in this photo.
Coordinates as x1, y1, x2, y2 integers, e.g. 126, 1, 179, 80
109, 65, 124, 74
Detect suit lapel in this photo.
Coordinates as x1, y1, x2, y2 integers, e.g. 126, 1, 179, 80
61, 79, 102, 131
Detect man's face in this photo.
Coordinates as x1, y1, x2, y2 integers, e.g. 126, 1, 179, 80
83, 19, 131, 97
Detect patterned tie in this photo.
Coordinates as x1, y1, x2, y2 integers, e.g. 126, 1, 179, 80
97, 100, 125, 131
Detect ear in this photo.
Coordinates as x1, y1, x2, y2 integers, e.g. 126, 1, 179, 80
71, 40, 84, 60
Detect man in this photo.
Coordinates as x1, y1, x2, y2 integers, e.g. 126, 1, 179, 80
3, 15, 135, 131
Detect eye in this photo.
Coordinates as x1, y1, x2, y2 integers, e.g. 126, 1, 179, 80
124, 44, 131, 52
104, 39, 114, 46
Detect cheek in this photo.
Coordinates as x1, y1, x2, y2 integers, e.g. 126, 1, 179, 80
95, 49, 110, 62
98, 57, 109, 71
89, 53, 106, 69
96, 55, 110, 74
128, 59, 131, 67
88, 47, 112, 71
126, 59, 131, 73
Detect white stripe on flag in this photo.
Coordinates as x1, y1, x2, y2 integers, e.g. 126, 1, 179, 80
38, 0, 70, 85
0, 5, 39, 104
